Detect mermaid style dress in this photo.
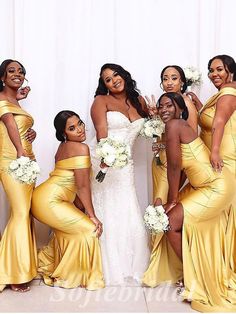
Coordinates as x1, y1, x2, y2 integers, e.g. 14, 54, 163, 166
142, 150, 183, 287
199, 87, 236, 274
90, 111, 150, 285
0, 101, 37, 291
180, 137, 236, 312
31, 156, 104, 290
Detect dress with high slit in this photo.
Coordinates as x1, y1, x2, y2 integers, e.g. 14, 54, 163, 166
31, 156, 104, 290
0, 100, 37, 291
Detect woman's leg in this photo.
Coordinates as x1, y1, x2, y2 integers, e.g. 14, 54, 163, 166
166, 203, 184, 261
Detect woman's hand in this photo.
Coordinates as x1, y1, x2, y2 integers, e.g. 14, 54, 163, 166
210, 151, 224, 172
17, 147, 27, 158
163, 201, 177, 214
25, 128, 37, 143
186, 92, 203, 111
16, 86, 31, 101
145, 95, 158, 117
90, 216, 103, 237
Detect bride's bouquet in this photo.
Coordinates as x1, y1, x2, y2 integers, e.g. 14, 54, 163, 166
95, 137, 131, 182
144, 204, 170, 234
184, 66, 202, 90
8, 156, 40, 184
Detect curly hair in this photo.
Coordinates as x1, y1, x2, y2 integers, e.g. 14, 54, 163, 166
94, 63, 147, 117
160, 65, 188, 94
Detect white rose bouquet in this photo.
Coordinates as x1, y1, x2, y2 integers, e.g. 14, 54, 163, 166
184, 66, 202, 88
8, 156, 40, 184
140, 117, 165, 165
144, 204, 170, 234
139, 117, 164, 139
95, 137, 131, 182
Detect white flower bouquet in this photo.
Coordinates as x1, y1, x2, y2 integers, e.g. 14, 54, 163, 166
184, 66, 202, 87
144, 204, 170, 234
140, 117, 165, 165
95, 137, 131, 182
8, 156, 40, 184
139, 117, 164, 139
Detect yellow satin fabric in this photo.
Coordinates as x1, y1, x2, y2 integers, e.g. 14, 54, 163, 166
31, 156, 105, 290
180, 137, 236, 312
0, 101, 37, 291
142, 150, 183, 287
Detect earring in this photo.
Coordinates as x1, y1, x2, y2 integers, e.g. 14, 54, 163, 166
107, 89, 110, 95
1, 80, 5, 87
64, 135, 67, 143
160, 83, 164, 91
230, 74, 233, 83
180, 113, 183, 119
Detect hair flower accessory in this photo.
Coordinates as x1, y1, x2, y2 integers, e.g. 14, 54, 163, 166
184, 66, 202, 87
8, 156, 40, 184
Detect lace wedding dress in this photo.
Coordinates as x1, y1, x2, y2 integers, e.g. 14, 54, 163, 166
90, 111, 150, 286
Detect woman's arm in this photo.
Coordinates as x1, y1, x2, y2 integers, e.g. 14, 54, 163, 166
183, 95, 198, 133
165, 120, 182, 205
210, 94, 236, 171
1, 113, 25, 157
90, 96, 108, 141
186, 92, 203, 112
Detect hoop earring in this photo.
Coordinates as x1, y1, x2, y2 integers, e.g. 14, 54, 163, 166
160, 82, 164, 91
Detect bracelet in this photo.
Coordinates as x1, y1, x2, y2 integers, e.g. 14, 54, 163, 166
100, 167, 108, 174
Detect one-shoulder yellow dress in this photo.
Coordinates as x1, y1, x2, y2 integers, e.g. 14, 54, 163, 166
0, 101, 37, 291
199, 87, 236, 279
31, 156, 105, 290
143, 150, 183, 287
180, 137, 236, 312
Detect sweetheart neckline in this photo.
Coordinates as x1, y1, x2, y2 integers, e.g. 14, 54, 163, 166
107, 111, 144, 124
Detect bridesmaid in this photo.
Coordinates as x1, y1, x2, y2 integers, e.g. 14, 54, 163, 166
0, 59, 38, 292
31, 110, 104, 290
155, 92, 236, 312
189, 54, 236, 287
143, 65, 198, 287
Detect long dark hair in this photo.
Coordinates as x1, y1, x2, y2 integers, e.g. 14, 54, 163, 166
0, 59, 26, 92
54, 110, 80, 142
95, 63, 147, 117
157, 92, 189, 120
160, 65, 188, 93
208, 54, 236, 81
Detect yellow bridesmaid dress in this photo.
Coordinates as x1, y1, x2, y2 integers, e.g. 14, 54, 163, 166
199, 87, 236, 280
180, 137, 236, 312
0, 101, 38, 291
142, 150, 183, 287
31, 156, 105, 290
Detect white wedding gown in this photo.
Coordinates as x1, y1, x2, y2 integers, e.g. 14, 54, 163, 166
90, 111, 150, 286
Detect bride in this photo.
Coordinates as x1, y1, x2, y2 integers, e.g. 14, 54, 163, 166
89, 63, 150, 285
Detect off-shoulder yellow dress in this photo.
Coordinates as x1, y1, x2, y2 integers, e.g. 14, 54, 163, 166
0, 101, 37, 291
199, 87, 236, 279
31, 156, 104, 290
180, 137, 236, 312
142, 150, 183, 287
